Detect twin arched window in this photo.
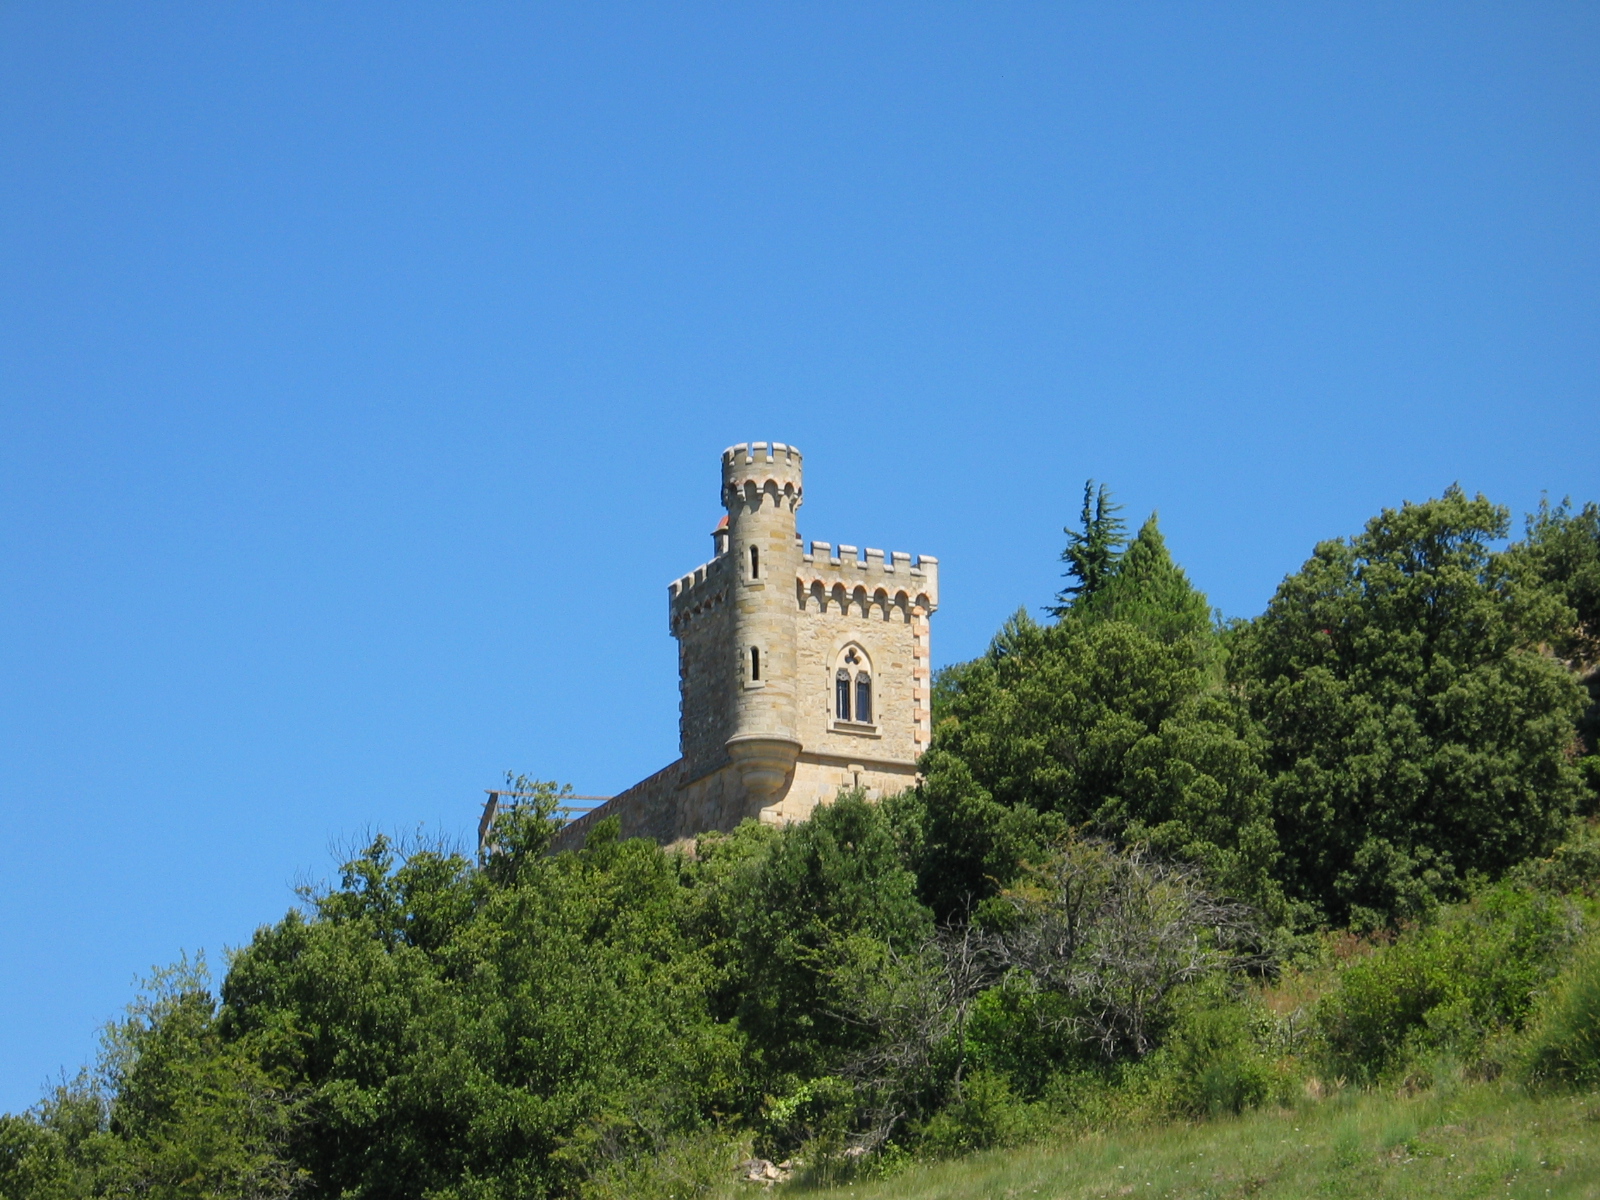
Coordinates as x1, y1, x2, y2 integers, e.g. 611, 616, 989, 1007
835, 646, 872, 723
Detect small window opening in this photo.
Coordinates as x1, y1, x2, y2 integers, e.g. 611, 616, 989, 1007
855, 673, 873, 724
750, 546, 760, 579
750, 646, 761, 681
836, 669, 852, 720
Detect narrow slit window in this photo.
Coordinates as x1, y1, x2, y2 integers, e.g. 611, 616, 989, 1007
750, 546, 760, 579
855, 673, 873, 724
836, 669, 852, 720
750, 646, 761, 681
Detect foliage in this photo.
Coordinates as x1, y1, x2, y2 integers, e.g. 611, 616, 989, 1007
1313, 882, 1581, 1081
917, 614, 1280, 918
707, 792, 932, 1090
1522, 937, 1600, 1089
1161, 985, 1280, 1117
1506, 497, 1600, 793
215, 795, 742, 1200
9, 483, 1600, 1198
0, 959, 305, 1200
1508, 496, 1600, 670
997, 839, 1259, 1060
1233, 485, 1590, 927
575, 1130, 749, 1200
1074, 514, 1215, 651
962, 986, 1084, 1099
824, 921, 1001, 1147
910, 1070, 1030, 1158
1050, 480, 1127, 615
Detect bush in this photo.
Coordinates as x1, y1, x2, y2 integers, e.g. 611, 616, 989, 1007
914, 1071, 1030, 1158
577, 1130, 750, 1200
1523, 940, 1600, 1088
964, 985, 1087, 1098
1165, 991, 1277, 1116
1315, 883, 1579, 1080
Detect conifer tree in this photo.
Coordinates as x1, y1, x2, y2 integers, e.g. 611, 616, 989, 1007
1051, 481, 1126, 616
1077, 514, 1213, 646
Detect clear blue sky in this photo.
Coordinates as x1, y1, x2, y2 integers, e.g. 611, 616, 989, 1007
1, 3, 1595, 1111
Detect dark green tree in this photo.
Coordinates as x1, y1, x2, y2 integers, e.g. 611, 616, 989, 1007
1075, 514, 1214, 649
1509, 497, 1600, 667
703, 793, 932, 1088
1233, 486, 1588, 928
1051, 481, 1127, 616
1505, 497, 1600, 792
915, 615, 1279, 920
0, 960, 305, 1200
218, 818, 741, 1200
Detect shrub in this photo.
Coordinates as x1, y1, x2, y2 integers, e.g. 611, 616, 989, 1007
1523, 940, 1600, 1088
1165, 991, 1277, 1116
914, 1071, 1030, 1158
1315, 883, 1578, 1080
964, 985, 1086, 1098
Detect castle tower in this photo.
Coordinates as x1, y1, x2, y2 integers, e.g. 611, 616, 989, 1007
720, 442, 805, 801
549, 440, 939, 850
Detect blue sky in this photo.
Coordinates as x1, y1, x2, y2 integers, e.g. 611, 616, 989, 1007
1, 3, 1595, 1111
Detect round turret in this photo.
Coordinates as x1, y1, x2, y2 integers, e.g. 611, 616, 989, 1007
720, 442, 803, 803
721, 442, 803, 512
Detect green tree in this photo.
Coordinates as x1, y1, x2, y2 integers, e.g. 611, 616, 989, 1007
218, 817, 741, 1200
0, 960, 305, 1200
915, 615, 1279, 920
703, 793, 932, 1088
1510, 497, 1600, 667
1505, 497, 1600, 792
0, 1077, 108, 1200
1233, 486, 1588, 928
1076, 514, 1214, 650
1051, 481, 1127, 615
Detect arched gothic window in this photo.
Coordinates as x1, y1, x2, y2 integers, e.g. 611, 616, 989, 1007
834, 644, 873, 725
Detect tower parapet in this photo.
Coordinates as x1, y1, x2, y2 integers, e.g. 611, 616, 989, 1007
799, 543, 939, 612
722, 442, 804, 511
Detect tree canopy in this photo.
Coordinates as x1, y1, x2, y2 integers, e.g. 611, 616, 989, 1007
1230, 485, 1588, 927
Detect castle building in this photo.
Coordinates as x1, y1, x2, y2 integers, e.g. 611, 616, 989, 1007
552, 441, 939, 849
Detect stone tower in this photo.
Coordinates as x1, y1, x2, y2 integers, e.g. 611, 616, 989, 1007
718, 441, 806, 803
552, 441, 939, 849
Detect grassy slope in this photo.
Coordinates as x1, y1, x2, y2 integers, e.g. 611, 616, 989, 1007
794, 1086, 1600, 1199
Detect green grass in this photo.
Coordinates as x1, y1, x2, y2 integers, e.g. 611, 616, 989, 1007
787, 1086, 1600, 1199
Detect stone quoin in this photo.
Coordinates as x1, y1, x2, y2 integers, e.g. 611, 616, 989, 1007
548, 441, 939, 850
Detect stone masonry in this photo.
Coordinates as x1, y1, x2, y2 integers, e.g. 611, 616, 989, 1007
552, 441, 939, 850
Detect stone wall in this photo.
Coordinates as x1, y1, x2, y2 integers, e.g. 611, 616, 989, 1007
548, 753, 922, 854
671, 555, 736, 778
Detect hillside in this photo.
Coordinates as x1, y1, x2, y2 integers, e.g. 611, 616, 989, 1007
3, 486, 1597, 1200
792, 1084, 1600, 1200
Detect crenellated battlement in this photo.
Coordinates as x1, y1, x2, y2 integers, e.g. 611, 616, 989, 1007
667, 552, 733, 631
722, 441, 803, 511
798, 541, 939, 611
